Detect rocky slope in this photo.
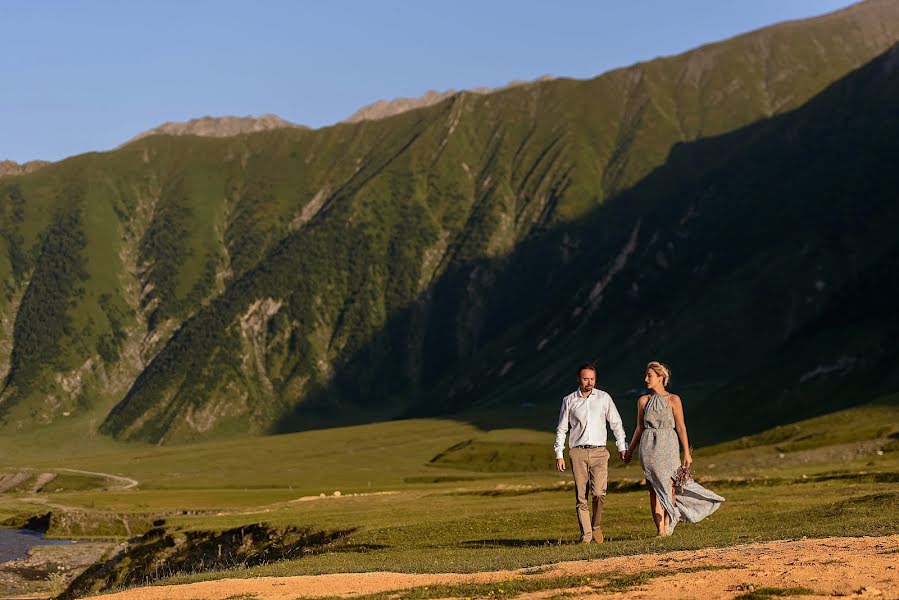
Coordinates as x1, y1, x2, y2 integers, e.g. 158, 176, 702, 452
344, 77, 554, 123
126, 114, 302, 143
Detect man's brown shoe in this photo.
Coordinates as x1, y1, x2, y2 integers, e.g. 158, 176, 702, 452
593, 531, 604, 543
580, 537, 592, 545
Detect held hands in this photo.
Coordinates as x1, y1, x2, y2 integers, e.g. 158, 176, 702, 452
556, 458, 566, 472
622, 449, 632, 463
618, 450, 627, 462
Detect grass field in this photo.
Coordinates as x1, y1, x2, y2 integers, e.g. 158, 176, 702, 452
1, 396, 897, 594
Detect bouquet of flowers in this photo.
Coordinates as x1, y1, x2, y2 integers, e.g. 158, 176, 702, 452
673, 464, 692, 491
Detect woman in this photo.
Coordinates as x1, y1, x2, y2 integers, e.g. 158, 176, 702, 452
624, 361, 724, 536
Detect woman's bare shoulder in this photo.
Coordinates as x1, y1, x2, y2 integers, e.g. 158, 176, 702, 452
668, 393, 683, 406
638, 394, 650, 405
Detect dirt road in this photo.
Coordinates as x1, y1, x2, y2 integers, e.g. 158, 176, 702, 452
97, 535, 899, 599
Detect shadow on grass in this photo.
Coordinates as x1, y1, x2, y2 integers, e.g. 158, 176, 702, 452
325, 543, 390, 554
696, 471, 899, 490
447, 488, 568, 498
446, 480, 643, 497
813, 472, 899, 484
458, 532, 649, 548
459, 538, 577, 548
784, 490, 899, 537
825, 490, 899, 512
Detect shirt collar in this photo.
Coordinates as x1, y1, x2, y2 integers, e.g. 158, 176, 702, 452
576, 388, 595, 399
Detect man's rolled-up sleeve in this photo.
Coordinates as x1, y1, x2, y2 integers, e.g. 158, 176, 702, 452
606, 396, 628, 453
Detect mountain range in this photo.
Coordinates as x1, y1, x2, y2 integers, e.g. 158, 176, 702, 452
1, 82, 556, 173
1, 0, 898, 444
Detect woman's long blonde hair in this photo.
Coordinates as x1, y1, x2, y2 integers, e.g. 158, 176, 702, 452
646, 361, 671, 387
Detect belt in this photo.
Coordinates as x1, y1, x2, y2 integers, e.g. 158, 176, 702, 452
573, 444, 604, 449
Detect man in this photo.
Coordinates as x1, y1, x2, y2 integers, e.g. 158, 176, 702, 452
554, 362, 628, 544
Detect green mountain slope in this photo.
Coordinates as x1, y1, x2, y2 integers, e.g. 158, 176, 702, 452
1, 0, 898, 443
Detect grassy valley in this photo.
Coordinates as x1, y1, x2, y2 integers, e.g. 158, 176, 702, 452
0, 394, 896, 596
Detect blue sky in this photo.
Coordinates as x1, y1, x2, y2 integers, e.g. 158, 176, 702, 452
1, 1, 856, 163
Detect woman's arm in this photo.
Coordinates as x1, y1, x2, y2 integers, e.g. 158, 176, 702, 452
670, 395, 692, 467
625, 395, 648, 461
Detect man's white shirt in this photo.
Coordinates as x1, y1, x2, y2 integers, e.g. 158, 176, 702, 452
554, 388, 628, 459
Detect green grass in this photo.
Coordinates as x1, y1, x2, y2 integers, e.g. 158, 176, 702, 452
703, 398, 899, 455
0, 417, 487, 491
733, 586, 815, 600
429, 440, 557, 473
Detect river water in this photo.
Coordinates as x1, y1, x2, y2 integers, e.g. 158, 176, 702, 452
0, 528, 73, 563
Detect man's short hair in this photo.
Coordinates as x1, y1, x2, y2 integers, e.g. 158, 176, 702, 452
577, 362, 596, 376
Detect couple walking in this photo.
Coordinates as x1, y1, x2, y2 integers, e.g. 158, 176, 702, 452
554, 361, 723, 543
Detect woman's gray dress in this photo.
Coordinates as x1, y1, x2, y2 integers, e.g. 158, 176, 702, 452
640, 393, 724, 534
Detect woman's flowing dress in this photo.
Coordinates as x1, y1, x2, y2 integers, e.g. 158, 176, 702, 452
639, 393, 724, 534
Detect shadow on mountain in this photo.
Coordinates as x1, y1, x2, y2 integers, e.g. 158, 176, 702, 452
274, 44, 899, 444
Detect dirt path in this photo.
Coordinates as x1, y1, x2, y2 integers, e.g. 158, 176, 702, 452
3, 467, 139, 492
55, 468, 139, 490
95, 535, 899, 600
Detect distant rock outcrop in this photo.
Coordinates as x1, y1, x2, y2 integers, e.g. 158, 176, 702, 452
126, 114, 302, 144
0, 160, 50, 178
344, 76, 554, 123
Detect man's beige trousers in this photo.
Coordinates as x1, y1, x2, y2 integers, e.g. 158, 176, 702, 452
569, 446, 609, 541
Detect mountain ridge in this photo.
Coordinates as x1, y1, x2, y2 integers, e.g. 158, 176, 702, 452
343, 76, 555, 123
7, 0, 892, 175
1, 0, 898, 443
125, 113, 304, 143
0, 160, 51, 178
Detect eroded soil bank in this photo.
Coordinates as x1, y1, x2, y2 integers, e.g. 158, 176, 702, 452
58, 523, 352, 599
